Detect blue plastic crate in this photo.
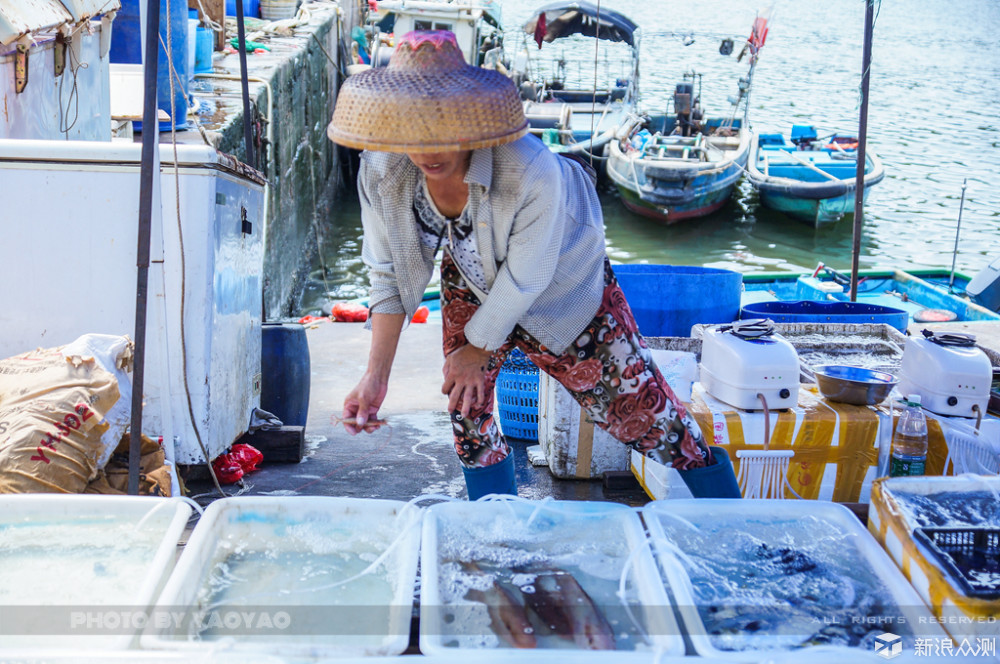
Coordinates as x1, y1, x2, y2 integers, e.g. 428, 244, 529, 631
496, 350, 539, 440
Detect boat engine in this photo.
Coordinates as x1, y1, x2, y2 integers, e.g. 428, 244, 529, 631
966, 256, 1000, 311
674, 82, 703, 136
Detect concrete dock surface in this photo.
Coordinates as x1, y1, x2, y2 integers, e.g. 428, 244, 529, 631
185, 321, 650, 506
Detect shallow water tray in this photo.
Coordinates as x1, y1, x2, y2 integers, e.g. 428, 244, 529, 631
0, 495, 191, 650
419, 498, 683, 657
142, 496, 421, 657
869, 476, 1000, 637
643, 499, 943, 660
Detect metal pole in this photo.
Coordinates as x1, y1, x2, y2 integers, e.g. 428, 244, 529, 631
234, 0, 256, 169
130, 0, 162, 495
949, 178, 968, 290
849, 0, 875, 302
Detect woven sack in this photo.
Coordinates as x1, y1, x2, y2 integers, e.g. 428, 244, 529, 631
0, 335, 133, 493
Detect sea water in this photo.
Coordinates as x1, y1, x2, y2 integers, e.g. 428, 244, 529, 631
0, 512, 176, 647
186, 514, 408, 650
889, 489, 1000, 529
431, 504, 655, 651
653, 513, 913, 652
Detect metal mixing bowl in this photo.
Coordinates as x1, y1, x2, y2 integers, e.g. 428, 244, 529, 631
813, 365, 898, 406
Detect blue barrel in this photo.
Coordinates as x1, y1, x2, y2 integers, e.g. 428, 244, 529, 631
226, 0, 261, 17
613, 265, 743, 337
261, 323, 311, 427
740, 300, 909, 332
109, 0, 188, 131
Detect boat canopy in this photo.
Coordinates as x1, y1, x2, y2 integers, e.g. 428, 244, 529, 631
523, 1, 638, 47
1, 0, 120, 46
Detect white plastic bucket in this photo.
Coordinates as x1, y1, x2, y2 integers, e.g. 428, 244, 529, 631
259, 0, 297, 21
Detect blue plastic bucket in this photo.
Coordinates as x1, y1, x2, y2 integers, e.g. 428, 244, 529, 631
109, 0, 188, 131
613, 265, 743, 337
261, 323, 311, 427
194, 27, 214, 74
677, 447, 742, 499
740, 300, 909, 332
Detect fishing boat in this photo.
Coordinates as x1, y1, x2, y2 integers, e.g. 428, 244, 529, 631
361, 0, 505, 68
741, 265, 1000, 328
745, 125, 886, 226
605, 13, 769, 223
510, 1, 641, 167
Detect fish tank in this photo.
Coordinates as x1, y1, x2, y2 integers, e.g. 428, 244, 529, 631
419, 498, 683, 656
142, 496, 421, 657
644, 499, 946, 660
0, 495, 191, 650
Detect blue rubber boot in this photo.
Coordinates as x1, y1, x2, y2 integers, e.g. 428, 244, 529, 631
462, 453, 517, 501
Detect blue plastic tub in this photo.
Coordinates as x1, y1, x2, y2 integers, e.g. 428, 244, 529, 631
741, 300, 909, 332
613, 265, 743, 337
261, 322, 311, 427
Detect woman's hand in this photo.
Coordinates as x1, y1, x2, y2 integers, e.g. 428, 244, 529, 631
442, 343, 493, 418
342, 372, 389, 434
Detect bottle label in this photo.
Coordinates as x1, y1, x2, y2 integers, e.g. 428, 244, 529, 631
889, 455, 926, 477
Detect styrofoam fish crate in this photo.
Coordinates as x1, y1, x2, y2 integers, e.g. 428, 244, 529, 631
142, 496, 421, 657
419, 498, 684, 657
0, 495, 191, 650
643, 499, 946, 661
869, 476, 1000, 641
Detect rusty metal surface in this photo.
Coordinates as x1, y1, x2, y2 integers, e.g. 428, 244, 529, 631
0, 0, 72, 46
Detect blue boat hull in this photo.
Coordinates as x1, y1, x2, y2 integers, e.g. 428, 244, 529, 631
747, 129, 885, 227
757, 185, 875, 225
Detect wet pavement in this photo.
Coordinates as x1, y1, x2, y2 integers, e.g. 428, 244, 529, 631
183, 321, 650, 507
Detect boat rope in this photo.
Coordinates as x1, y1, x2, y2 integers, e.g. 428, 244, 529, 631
589, 0, 602, 170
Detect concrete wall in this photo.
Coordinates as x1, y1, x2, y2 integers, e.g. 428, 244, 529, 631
207, 1, 362, 319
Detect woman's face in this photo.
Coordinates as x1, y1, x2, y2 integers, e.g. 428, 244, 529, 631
406, 151, 472, 182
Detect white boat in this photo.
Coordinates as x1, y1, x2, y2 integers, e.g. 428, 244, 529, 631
362, 0, 505, 68
509, 1, 641, 167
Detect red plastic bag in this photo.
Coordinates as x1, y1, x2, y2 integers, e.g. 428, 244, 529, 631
330, 302, 369, 322
231, 443, 263, 473
211, 454, 244, 484
411, 306, 430, 324
298, 314, 328, 325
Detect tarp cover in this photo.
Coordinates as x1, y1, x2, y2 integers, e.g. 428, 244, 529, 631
523, 1, 638, 47
0, 0, 120, 47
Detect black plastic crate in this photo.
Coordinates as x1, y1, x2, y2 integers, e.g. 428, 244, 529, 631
912, 527, 1000, 600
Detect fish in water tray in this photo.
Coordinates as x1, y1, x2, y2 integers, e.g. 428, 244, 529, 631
419, 498, 683, 655
643, 499, 948, 660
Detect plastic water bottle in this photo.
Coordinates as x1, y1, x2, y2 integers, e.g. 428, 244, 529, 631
889, 394, 928, 477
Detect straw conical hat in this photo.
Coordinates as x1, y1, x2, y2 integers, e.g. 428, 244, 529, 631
327, 31, 528, 153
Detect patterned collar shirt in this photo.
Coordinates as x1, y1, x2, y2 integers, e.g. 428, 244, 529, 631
357, 134, 607, 354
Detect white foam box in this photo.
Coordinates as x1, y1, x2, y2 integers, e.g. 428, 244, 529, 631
644, 499, 947, 661
142, 496, 422, 657
0, 495, 191, 650
419, 498, 684, 657
868, 476, 1000, 641
537, 348, 698, 478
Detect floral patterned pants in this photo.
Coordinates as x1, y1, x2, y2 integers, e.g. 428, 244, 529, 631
441, 250, 711, 471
